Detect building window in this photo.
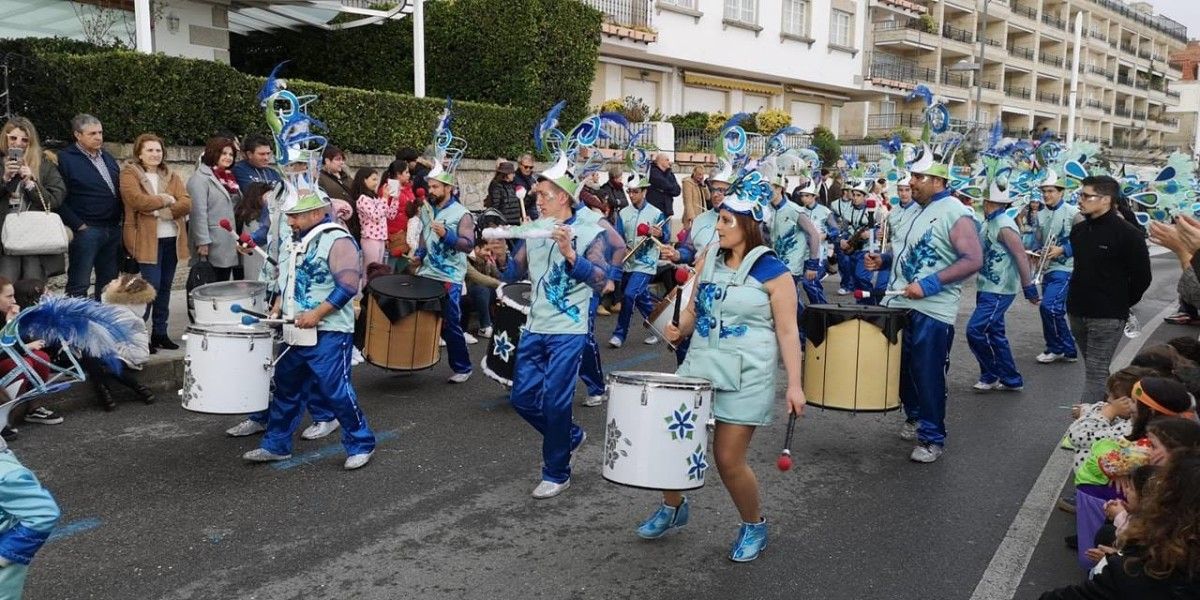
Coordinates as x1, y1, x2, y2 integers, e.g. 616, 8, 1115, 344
781, 0, 808, 37
724, 0, 757, 24
880, 99, 896, 115
659, 0, 698, 9
830, 10, 852, 47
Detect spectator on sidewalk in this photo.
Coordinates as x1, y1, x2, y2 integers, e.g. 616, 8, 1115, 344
485, 161, 522, 225
319, 145, 357, 238
681, 165, 709, 230
119, 133, 191, 352
513, 153, 538, 219
1067, 175, 1152, 405
597, 166, 628, 224
463, 238, 501, 338
646, 153, 681, 218
234, 182, 270, 279
353, 168, 396, 271
0, 118, 67, 281
230, 134, 281, 192
381, 160, 414, 269
56, 114, 122, 300
188, 136, 243, 282
396, 147, 429, 197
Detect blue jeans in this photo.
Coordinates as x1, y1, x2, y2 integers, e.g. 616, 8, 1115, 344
967, 291, 1022, 387
66, 224, 121, 299
900, 311, 955, 447
139, 237, 179, 337
461, 284, 494, 330
510, 332, 587, 484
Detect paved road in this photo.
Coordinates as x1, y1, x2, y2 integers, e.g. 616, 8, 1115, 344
18, 251, 1182, 600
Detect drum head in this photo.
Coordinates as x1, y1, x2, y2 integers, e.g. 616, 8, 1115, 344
607, 371, 712, 390
186, 323, 273, 338
191, 280, 267, 301
803, 303, 907, 348
476, 208, 507, 231
367, 274, 446, 324
498, 282, 532, 312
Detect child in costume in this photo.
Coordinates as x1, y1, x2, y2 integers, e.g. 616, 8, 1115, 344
0, 434, 59, 599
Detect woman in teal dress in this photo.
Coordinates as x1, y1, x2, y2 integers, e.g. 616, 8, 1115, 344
644, 167, 807, 562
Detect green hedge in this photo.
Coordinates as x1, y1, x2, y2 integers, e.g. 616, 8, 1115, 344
232, 0, 602, 126
4, 47, 533, 158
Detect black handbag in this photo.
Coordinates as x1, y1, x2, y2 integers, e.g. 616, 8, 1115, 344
185, 257, 217, 324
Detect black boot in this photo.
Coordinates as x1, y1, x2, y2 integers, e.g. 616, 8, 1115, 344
113, 370, 156, 405
94, 378, 116, 411
151, 334, 179, 351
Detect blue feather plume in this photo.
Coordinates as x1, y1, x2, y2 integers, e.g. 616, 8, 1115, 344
988, 120, 1003, 150
13, 297, 138, 373
256, 61, 289, 106
906, 84, 934, 106
1038, 129, 1056, 145
721, 112, 753, 132
534, 100, 567, 152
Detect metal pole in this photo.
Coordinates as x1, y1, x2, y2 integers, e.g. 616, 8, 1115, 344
413, 0, 425, 98
1066, 11, 1083, 145
972, 0, 989, 142
134, 0, 153, 53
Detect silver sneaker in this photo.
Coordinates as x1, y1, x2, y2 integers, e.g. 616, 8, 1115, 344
344, 451, 374, 470
608, 336, 623, 348
226, 419, 266, 437
582, 394, 605, 407
243, 448, 291, 462
643, 335, 660, 345
910, 443, 944, 463
898, 420, 918, 441
972, 381, 999, 392
532, 479, 571, 499
301, 420, 340, 440
448, 371, 472, 384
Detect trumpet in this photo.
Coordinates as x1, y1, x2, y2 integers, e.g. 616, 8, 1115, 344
1029, 237, 1059, 286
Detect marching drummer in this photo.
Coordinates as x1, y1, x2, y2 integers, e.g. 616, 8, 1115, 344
494, 111, 614, 498
864, 146, 982, 463
794, 179, 832, 305
645, 166, 806, 563
610, 173, 671, 348
242, 192, 377, 470
837, 180, 876, 304
673, 163, 733, 366
767, 171, 822, 342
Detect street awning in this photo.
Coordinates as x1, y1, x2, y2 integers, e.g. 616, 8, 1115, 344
228, 0, 412, 35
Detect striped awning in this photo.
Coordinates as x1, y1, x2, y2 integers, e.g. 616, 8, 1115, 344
684, 72, 782, 96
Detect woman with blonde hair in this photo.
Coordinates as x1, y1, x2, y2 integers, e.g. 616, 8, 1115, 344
0, 118, 68, 280
118, 133, 191, 352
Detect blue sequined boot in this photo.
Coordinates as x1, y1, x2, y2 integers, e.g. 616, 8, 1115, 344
636, 497, 689, 539
728, 518, 768, 562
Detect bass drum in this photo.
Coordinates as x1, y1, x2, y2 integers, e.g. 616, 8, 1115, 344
482, 282, 531, 387
363, 274, 446, 371
801, 304, 906, 412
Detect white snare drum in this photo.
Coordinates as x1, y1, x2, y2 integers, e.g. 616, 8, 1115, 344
644, 271, 696, 350
190, 280, 268, 325
602, 371, 714, 491
180, 324, 275, 414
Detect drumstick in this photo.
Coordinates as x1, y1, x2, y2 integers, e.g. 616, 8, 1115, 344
853, 290, 904, 300
218, 219, 278, 266
240, 314, 294, 326
776, 413, 798, 471
515, 186, 529, 222
230, 303, 269, 320
671, 267, 689, 326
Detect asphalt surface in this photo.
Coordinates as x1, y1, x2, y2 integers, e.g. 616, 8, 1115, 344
16, 250, 1183, 600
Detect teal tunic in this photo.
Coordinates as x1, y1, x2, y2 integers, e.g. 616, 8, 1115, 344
618, 201, 666, 275
800, 203, 832, 232
278, 225, 357, 333
417, 200, 470, 284
678, 245, 787, 426
0, 451, 59, 599
1038, 200, 1078, 274
690, 209, 720, 252
884, 195, 975, 325
522, 215, 607, 335
834, 200, 871, 233
978, 209, 1022, 295
770, 200, 811, 275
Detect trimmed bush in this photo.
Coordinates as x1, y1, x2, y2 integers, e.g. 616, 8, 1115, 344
812, 126, 841, 168
5, 48, 533, 158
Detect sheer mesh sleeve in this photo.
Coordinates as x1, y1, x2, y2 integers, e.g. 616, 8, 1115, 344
451, 212, 476, 253
798, 215, 821, 258
325, 237, 363, 309
596, 218, 627, 280
500, 240, 530, 282
569, 230, 612, 295
936, 215, 984, 286
998, 227, 1032, 287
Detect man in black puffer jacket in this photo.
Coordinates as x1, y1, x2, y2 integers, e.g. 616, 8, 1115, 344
1066, 175, 1152, 405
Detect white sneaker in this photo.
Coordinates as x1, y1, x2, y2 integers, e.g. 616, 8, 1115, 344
532, 479, 571, 499
608, 336, 623, 348
478, 327, 493, 338
972, 381, 999, 392
344, 451, 374, 470
996, 383, 1024, 391
899, 420, 918, 441
910, 443, 944, 463
226, 419, 265, 437
1036, 352, 1076, 363
439, 338, 447, 347
837, 288, 849, 295
644, 335, 660, 345
448, 371, 472, 384
243, 448, 291, 462
583, 394, 605, 407
301, 420, 340, 440
465, 332, 479, 345
350, 347, 365, 367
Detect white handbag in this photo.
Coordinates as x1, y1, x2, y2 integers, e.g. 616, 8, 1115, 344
2, 185, 71, 256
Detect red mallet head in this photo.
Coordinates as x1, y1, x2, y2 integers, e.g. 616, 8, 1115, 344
776, 450, 793, 472
677, 229, 688, 243
637, 223, 650, 236
853, 290, 872, 300
415, 187, 427, 199
865, 198, 878, 210
674, 267, 690, 285
238, 233, 257, 248
218, 218, 233, 231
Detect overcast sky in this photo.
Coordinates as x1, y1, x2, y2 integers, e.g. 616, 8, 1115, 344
1146, 0, 1199, 40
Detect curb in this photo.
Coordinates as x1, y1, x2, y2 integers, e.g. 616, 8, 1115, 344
42, 353, 184, 413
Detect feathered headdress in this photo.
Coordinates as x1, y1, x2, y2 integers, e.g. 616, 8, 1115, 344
427, 98, 469, 186
534, 101, 629, 198
256, 61, 328, 214
2, 296, 139, 376
722, 162, 776, 222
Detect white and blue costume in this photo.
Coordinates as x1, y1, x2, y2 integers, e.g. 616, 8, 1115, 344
1036, 185, 1079, 360
612, 198, 669, 343
797, 200, 833, 305
501, 213, 611, 485
0, 448, 59, 598
260, 217, 376, 458
874, 194, 919, 300
574, 204, 626, 398
967, 207, 1038, 388
673, 206, 721, 365
769, 194, 821, 342
415, 197, 476, 376
834, 194, 875, 303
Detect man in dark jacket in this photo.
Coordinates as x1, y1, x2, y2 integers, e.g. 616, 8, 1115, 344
646, 153, 681, 218
57, 114, 123, 299
597, 166, 628, 223
513, 153, 538, 220
230, 134, 281, 192
1066, 175, 1152, 404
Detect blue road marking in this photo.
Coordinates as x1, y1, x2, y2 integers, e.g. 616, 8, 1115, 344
476, 351, 663, 410
271, 429, 400, 470
48, 517, 102, 542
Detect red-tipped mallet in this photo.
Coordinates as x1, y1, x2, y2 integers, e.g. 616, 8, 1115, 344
219, 219, 276, 266
671, 267, 689, 326
777, 413, 798, 471
636, 223, 650, 237
853, 289, 904, 300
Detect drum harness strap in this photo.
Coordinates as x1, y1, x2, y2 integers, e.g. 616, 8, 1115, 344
697, 244, 771, 350
281, 222, 350, 348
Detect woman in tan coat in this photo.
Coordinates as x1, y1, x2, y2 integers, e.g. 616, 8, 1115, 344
119, 133, 191, 352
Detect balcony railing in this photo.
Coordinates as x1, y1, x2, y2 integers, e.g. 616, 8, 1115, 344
1088, 29, 1106, 41
1039, 53, 1064, 68
1087, 0, 1187, 43
1137, 48, 1151, 60
941, 23, 973, 44
983, 37, 1003, 48
869, 61, 937, 83
1008, 44, 1034, 60
1002, 128, 1031, 139
1161, 117, 1179, 128
1134, 80, 1149, 90
1004, 86, 1031, 99
1133, 111, 1147, 120
867, 113, 925, 131
1036, 91, 1060, 104
1087, 99, 1105, 110
673, 129, 811, 157
1117, 75, 1134, 87
1041, 14, 1065, 29
1167, 90, 1181, 99
941, 70, 971, 88
1120, 43, 1136, 55
582, 0, 651, 27
1090, 65, 1112, 79
980, 79, 999, 90
1114, 106, 1131, 117
1010, 2, 1037, 19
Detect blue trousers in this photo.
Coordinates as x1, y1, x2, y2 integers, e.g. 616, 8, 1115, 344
510, 332, 587, 484
802, 263, 828, 305
440, 282, 473, 374
613, 271, 657, 342
260, 332, 376, 456
900, 311, 954, 447
849, 251, 875, 305
835, 245, 852, 289
578, 294, 605, 396
66, 223, 121, 300
1039, 270, 1077, 357
138, 237, 179, 337
967, 292, 1023, 387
